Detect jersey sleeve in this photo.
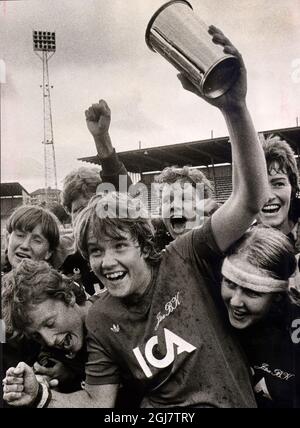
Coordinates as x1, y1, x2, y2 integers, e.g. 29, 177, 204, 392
100, 149, 132, 191
84, 307, 120, 386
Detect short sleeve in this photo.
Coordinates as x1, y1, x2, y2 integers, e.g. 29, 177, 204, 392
85, 310, 120, 386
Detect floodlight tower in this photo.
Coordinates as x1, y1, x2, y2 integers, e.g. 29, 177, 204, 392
33, 30, 58, 203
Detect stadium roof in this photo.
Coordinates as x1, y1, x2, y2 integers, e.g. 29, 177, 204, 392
31, 188, 61, 196
79, 126, 300, 173
0, 182, 30, 197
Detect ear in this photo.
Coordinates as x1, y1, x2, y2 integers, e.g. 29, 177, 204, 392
44, 249, 53, 262
141, 245, 151, 260
65, 291, 76, 307
68, 292, 76, 307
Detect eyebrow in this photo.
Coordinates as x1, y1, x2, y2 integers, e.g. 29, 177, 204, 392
31, 233, 46, 239
269, 175, 289, 181
35, 314, 56, 330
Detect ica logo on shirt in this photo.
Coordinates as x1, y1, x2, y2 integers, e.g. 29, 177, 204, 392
133, 328, 196, 378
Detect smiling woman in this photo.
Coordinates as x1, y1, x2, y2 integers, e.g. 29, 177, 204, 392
257, 137, 300, 235
221, 225, 300, 407
3, 205, 60, 271
1, 258, 91, 395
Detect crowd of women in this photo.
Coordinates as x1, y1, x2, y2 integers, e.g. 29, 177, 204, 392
1, 26, 299, 408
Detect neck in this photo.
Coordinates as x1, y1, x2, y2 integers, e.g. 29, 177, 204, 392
281, 218, 294, 235
126, 266, 153, 305
78, 300, 93, 323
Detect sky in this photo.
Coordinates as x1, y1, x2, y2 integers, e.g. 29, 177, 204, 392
1, 0, 300, 192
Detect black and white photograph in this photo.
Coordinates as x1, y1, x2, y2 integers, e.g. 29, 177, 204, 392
1, 0, 299, 410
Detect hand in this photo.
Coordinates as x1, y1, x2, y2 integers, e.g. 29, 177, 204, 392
34, 360, 72, 386
177, 25, 247, 111
35, 374, 59, 389
85, 99, 114, 159
3, 362, 39, 407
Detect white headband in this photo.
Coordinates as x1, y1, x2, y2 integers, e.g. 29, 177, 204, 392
221, 257, 288, 293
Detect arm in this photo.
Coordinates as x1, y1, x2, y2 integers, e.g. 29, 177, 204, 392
3, 362, 118, 408
179, 26, 268, 252
85, 99, 132, 191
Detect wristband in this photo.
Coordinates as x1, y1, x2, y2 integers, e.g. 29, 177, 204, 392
29, 382, 43, 408
29, 382, 52, 408
37, 382, 52, 408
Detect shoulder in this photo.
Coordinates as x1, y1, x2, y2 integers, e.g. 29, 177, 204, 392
86, 290, 117, 327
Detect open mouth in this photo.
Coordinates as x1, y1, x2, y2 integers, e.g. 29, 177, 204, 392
170, 216, 187, 234
57, 333, 73, 351
15, 252, 31, 260
261, 204, 280, 214
231, 308, 248, 321
103, 271, 127, 281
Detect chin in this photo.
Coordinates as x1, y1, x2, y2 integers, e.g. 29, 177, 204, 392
229, 315, 251, 330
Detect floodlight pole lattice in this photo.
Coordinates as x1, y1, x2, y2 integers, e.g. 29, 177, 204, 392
33, 30, 58, 203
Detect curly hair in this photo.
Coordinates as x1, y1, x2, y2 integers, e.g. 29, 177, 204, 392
74, 192, 161, 266
1, 259, 86, 337
6, 205, 60, 252
61, 166, 102, 213
262, 136, 300, 222
155, 166, 214, 199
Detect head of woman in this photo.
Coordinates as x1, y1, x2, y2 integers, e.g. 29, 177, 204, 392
155, 166, 216, 239
257, 137, 299, 234
221, 226, 296, 330
5, 205, 60, 269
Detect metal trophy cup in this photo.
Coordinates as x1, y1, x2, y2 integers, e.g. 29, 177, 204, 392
145, 0, 240, 98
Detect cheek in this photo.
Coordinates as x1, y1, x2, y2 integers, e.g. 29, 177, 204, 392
248, 298, 271, 318
33, 244, 50, 259
89, 257, 100, 273
221, 285, 231, 303
7, 235, 17, 250
162, 203, 170, 218
283, 189, 292, 206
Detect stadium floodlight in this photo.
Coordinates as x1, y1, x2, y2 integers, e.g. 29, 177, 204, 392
33, 30, 56, 52
32, 30, 58, 202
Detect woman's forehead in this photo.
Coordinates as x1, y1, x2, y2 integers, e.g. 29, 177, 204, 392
16, 223, 46, 237
87, 226, 132, 244
267, 161, 288, 177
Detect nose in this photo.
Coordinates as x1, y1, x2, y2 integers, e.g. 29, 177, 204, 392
266, 183, 277, 202
101, 249, 118, 271
19, 234, 31, 250
230, 288, 244, 308
40, 329, 56, 347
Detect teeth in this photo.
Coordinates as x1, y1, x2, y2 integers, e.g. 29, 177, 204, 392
233, 310, 246, 317
16, 253, 30, 259
262, 204, 280, 212
105, 271, 126, 280
64, 334, 71, 348
171, 216, 186, 222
